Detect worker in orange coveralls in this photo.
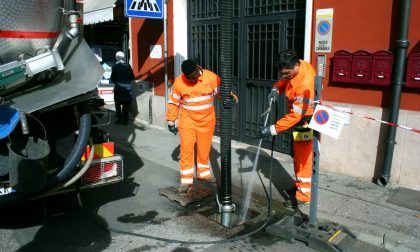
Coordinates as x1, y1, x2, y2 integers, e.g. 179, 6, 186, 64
260, 50, 316, 207
166, 59, 238, 193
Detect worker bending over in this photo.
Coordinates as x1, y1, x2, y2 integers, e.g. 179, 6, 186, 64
260, 50, 315, 207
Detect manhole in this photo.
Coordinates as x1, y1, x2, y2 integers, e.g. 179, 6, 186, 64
386, 187, 420, 211
198, 206, 262, 228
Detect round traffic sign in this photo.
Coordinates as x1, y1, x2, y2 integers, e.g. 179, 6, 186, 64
317, 20, 331, 36
314, 110, 329, 125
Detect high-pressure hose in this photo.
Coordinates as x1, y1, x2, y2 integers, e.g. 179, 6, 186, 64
33, 139, 95, 199
219, 0, 234, 225
44, 102, 91, 190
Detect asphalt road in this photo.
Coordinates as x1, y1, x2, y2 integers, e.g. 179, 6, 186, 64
0, 129, 387, 252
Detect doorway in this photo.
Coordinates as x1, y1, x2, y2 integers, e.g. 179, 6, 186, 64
188, 0, 306, 154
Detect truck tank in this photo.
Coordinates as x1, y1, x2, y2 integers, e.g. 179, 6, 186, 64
0, 0, 120, 207
0, 1, 63, 64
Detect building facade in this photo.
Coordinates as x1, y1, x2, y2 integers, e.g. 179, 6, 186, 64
128, 0, 420, 189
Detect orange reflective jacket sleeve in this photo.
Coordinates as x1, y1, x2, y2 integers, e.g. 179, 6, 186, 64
166, 79, 182, 122
274, 84, 313, 132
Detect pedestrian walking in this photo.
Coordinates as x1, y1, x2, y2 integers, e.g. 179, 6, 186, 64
260, 50, 316, 207
166, 59, 237, 193
111, 51, 135, 125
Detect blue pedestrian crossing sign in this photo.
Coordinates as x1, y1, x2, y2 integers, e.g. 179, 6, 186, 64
125, 0, 164, 19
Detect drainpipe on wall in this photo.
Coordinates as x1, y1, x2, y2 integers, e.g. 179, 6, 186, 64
378, 0, 412, 187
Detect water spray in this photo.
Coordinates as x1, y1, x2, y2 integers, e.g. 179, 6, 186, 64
239, 97, 274, 222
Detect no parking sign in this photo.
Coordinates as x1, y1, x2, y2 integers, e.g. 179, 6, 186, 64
315, 8, 334, 52
309, 104, 346, 139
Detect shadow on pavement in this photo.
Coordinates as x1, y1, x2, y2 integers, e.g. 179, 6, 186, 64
9, 116, 145, 251
235, 146, 295, 201
16, 194, 110, 252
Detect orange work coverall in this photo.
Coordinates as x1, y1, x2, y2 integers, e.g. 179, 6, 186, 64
273, 60, 315, 202
166, 69, 220, 185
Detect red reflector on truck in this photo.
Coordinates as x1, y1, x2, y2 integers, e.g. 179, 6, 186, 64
0, 30, 59, 39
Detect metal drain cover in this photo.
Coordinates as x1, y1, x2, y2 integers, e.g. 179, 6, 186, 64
387, 187, 420, 211
159, 183, 213, 206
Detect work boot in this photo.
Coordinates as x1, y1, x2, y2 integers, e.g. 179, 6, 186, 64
283, 198, 310, 208
177, 184, 192, 194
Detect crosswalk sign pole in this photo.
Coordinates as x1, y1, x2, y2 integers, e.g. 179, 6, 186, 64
163, 0, 168, 117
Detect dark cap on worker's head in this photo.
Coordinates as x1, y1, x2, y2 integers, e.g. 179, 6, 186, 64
181, 59, 197, 75
275, 50, 300, 70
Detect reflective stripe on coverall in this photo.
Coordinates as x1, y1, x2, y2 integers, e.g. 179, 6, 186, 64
166, 69, 220, 185
273, 60, 315, 202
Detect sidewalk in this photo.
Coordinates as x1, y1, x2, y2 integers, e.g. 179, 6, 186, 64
102, 117, 420, 252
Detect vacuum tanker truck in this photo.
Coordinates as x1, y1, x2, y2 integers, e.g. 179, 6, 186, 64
0, 0, 123, 207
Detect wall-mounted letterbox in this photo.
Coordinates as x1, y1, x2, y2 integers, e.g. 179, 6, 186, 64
351, 50, 372, 83
405, 51, 420, 88
371, 50, 394, 86
331, 50, 352, 83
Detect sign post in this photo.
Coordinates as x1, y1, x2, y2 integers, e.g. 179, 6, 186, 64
125, 0, 168, 124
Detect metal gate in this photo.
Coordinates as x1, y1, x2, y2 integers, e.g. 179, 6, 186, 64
188, 0, 305, 155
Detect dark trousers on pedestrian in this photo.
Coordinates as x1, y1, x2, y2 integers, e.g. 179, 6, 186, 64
115, 100, 131, 125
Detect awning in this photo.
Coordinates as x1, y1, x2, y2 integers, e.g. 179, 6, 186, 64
83, 0, 118, 25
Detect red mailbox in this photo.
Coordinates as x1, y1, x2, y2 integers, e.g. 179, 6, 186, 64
351, 50, 372, 83
405, 50, 420, 88
332, 50, 352, 83
371, 50, 394, 86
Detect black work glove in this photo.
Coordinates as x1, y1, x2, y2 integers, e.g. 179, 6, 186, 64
222, 95, 236, 109
168, 123, 178, 135
268, 88, 279, 103
259, 125, 276, 139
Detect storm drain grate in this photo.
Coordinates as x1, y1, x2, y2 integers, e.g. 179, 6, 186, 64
386, 187, 420, 211
159, 182, 213, 207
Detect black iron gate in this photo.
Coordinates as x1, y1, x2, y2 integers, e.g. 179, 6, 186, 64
188, 0, 305, 155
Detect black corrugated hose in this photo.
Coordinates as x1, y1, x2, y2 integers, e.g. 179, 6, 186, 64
219, 0, 234, 207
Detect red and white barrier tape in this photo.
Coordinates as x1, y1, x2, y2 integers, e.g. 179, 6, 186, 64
315, 101, 420, 134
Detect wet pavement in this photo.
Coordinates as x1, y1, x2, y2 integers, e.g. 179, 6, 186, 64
93, 116, 419, 251
0, 114, 419, 251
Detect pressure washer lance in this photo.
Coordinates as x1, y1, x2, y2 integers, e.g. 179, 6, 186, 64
237, 97, 274, 223
254, 97, 274, 171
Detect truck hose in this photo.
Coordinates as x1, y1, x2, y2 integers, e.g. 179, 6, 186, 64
44, 102, 91, 190
0, 102, 91, 208
33, 139, 95, 200
219, 0, 234, 207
